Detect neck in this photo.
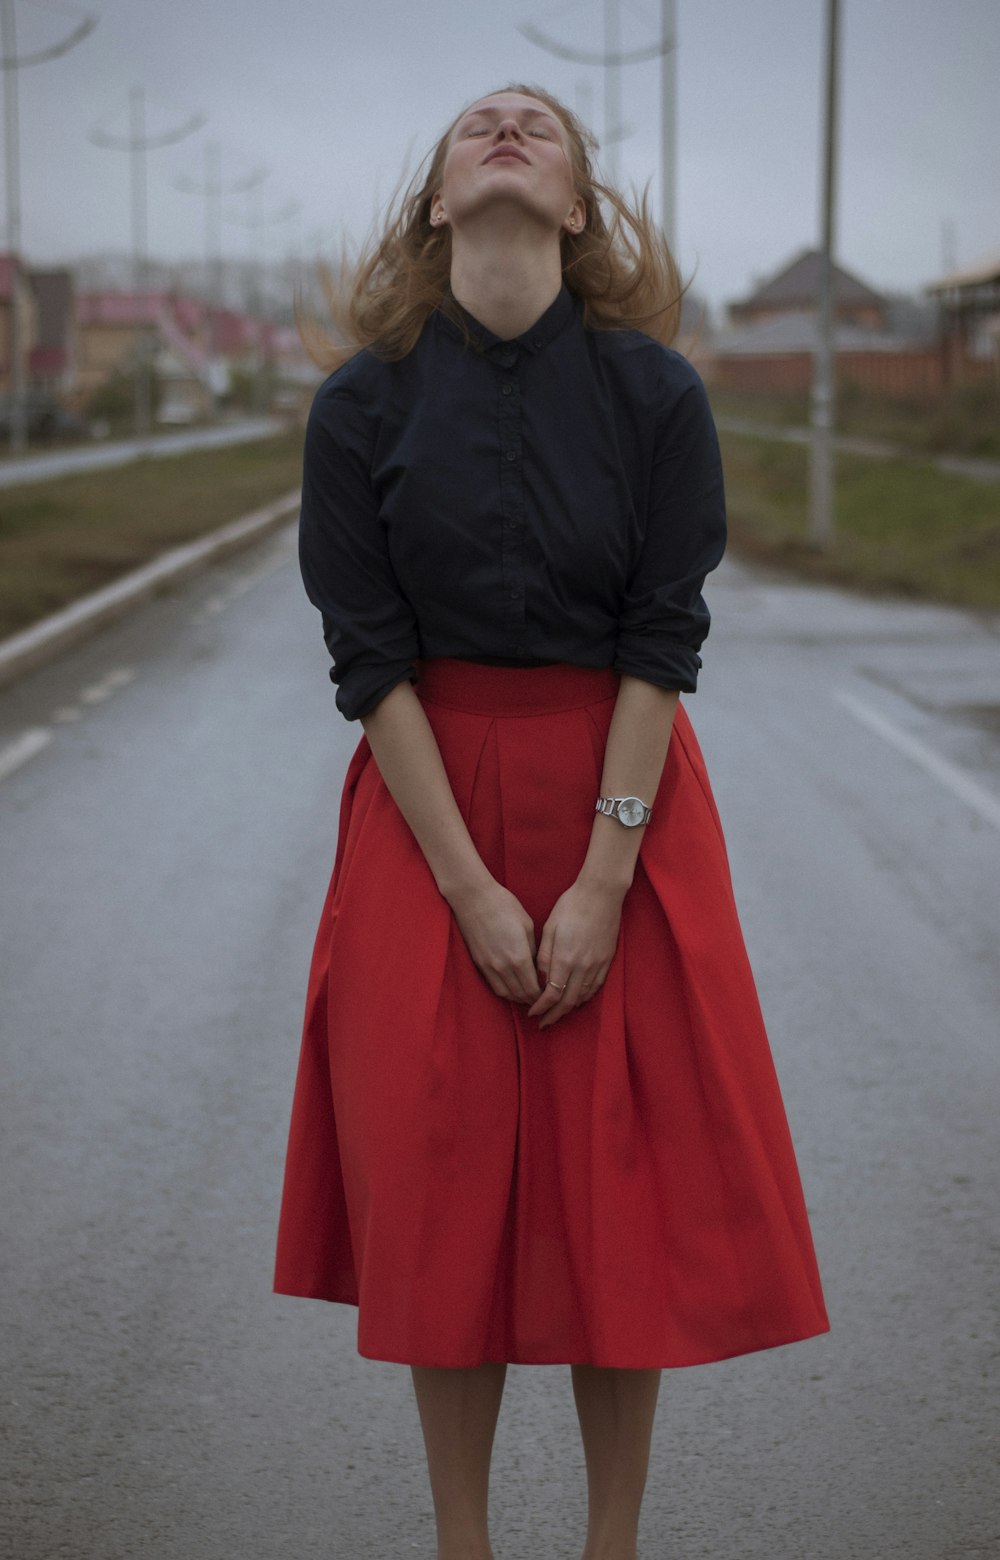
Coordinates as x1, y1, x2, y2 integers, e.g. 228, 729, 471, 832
449, 214, 563, 340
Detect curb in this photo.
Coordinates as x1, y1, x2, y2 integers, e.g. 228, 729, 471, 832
0, 488, 300, 692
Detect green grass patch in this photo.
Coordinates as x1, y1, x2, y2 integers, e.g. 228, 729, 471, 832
0, 432, 303, 639
711, 381, 1000, 460
719, 431, 1000, 609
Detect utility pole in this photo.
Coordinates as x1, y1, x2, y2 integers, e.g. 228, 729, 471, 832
808, 0, 841, 549
603, 0, 622, 184
519, 6, 676, 203
660, 0, 677, 251
90, 88, 204, 437
0, 0, 96, 453
226, 191, 299, 412
176, 149, 266, 372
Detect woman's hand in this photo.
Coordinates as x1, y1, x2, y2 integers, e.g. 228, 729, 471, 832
527, 877, 626, 1029
446, 877, 544, 1006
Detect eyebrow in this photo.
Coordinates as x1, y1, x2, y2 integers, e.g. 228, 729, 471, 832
458, 105, 562, 131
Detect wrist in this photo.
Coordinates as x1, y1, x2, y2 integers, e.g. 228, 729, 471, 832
437, 862, 495, 908
576, 861, 634, 900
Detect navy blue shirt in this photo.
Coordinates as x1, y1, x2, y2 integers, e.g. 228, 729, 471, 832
299, 285, 727, 721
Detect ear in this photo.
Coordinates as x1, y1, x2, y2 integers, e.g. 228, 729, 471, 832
562, 194, 586, 236
429, 191, 448, 227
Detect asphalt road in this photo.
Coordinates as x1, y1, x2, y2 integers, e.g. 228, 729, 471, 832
1, 529, 998, 1560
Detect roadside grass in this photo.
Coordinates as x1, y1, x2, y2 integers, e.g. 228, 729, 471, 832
0, 432, 302, 639
719, 432, 1000, 610
710, 380, 1000, 460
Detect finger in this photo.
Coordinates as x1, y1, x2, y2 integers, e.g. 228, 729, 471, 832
534, 924, 555, 986
508, 956, 544, 1005
526, 969, 570, 1019
579, 962, 610, 1002
540, 963, 606, 1026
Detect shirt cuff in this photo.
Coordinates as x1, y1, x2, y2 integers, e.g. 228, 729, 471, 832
613, 639, 702, 694
333, 662, 419, 721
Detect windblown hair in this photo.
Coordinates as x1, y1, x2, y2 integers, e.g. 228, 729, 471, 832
297, 82, 684, 369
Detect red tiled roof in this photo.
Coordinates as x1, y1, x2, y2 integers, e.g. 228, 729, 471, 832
76, 291, 169, 326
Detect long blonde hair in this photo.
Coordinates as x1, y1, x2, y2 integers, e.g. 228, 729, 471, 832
298, 82, 683, 369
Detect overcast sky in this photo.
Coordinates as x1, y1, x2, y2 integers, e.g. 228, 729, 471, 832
7, 0, 999, 308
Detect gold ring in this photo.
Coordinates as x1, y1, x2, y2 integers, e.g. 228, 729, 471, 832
547, 980, 567, 991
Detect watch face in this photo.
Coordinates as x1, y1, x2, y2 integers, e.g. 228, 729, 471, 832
617, 797, 645, 827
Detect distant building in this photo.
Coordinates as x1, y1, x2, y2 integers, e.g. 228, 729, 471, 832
705, 247, 974, 398
74, 289, 298, 418
728, 248, 888, 332
28, 268, 76, 394
0, 254, 38, 397
926, 254, 1000, 381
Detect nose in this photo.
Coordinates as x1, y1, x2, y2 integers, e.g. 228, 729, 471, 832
493, 118, 524, 142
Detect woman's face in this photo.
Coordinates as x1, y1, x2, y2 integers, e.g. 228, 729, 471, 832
431, 91, 585, 239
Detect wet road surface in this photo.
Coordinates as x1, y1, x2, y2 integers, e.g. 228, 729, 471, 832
1, 529, 998, 1559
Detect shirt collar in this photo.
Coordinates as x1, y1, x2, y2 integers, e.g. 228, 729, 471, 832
435, 283, 577, 362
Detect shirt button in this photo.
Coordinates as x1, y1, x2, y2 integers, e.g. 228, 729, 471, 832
509, 587, 521, 599
502, 384, 513, 396
505, 450, 517, 462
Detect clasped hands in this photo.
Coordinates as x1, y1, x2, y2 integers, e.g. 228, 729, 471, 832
446, 873, 627, 1030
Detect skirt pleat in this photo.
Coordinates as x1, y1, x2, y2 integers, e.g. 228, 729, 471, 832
274, 658, 829, 1366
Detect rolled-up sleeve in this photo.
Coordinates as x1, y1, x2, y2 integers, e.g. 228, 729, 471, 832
299, 382, 420, 721
613, 360, 727, 693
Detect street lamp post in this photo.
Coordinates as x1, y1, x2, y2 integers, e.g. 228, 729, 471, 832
808, 0, 841, 549
0, 0, 96, 453
519, 5, 677, 237
176, 150, 267, 379
90, 88, 204, 437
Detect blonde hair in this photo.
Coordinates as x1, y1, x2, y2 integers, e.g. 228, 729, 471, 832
298, 82, 683, 369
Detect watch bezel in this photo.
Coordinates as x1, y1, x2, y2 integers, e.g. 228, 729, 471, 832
616, 796, 647, 827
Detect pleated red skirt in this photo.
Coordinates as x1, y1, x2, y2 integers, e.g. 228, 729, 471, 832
274, 658, 829, 1367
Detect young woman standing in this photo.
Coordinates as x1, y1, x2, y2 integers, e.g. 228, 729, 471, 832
275, 84, 829, 1560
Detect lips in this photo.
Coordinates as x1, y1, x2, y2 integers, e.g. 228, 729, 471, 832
484, 145, 529, 165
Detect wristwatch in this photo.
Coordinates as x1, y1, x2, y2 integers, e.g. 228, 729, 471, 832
595, 795, 652, 828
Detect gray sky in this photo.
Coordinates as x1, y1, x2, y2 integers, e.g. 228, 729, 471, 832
9, 0, 1000, 308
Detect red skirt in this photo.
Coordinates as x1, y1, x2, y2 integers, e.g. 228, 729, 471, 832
274, 658, 829, 1366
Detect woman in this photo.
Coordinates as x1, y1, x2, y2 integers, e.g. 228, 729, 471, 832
275, 83, 829, 1560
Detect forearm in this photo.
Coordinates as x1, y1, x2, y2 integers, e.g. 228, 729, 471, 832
359, 679, 492, 903
578, 675, 679, 896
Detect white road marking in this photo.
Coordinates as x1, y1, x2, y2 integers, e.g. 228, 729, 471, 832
834, 689, 1000, 833
0, 728, 53, 783
79, 666, 136, 705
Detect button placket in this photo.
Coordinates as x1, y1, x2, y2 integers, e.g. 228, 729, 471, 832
495, 354, 527, 652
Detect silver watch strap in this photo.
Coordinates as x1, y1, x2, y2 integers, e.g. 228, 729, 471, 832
595, 795, 653, 825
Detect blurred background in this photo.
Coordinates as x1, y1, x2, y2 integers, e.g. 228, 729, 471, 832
2, 9, 999, 1560
2, 0, 997, 435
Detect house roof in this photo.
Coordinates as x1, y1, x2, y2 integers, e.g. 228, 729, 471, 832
733, 248, 886, 311
76, 291, 172, 326
926, 254, 1000, 294
712, 310, 919, 357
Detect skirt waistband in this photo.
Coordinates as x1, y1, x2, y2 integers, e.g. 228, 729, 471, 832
414, 657, 620, 716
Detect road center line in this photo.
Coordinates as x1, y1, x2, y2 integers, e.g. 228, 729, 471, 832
0, 727, 53, 783
833, 689, 1000, 833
